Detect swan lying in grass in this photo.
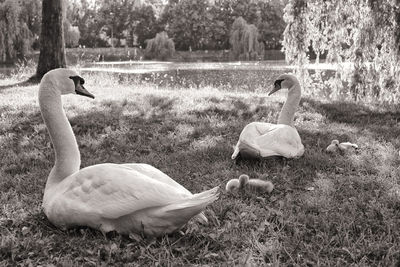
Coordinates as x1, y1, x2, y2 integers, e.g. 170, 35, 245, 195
39, 68, 219, 237
226, 174, 274, 194
232, 74, 304, 160
326, 140, 358, 153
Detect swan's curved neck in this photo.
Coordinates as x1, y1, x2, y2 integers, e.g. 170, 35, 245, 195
277, 82, 301, 126
39, 85, 80, 188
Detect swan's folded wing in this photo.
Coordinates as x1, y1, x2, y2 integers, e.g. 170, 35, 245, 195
253, 122, 280, 135
239, 122, 276, 140
121, 163, 192, 195
58, 163, 191, 219
339, 142, 358, 150
255, 124, 304, 158
236, 139, 262, 158
233, 122, 282, 159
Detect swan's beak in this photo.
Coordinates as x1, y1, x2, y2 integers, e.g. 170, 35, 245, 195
269, 79, 284, 96
69, 75, 95, 99
268, 87, 280, 96
76, 83, 95, 99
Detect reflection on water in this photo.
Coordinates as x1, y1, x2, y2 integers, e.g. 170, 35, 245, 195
80, 60, 336, 92
80, 62, 287, 92
0, 66, 14, 76
1, 61, 337, 92
81, 60, 337, 74
81, 60, 292, 74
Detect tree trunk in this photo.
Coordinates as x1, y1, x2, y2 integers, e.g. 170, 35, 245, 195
34, 0, 66, 80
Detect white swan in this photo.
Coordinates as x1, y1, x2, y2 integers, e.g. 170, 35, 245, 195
226, 174, 274, 193
39, 68, 219, 237
232, 74, 304, 159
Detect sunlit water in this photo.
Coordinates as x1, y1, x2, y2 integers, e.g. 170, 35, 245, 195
80, 60, 337, 74
0, 61, 337, 92
78, 61, 337, 91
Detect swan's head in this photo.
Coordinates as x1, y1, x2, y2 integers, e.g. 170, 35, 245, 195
225, 179, 240, 192
40, 68, 94, 99
269, 73, 300, 95
226, 174, 250, 193
238, 174, 249, 188
331, 140, 340, 145
326, 139, 339, 152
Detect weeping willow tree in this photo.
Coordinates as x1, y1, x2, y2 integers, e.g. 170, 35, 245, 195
281, 0, 311, 90
283, 0, 400, 102
0, 0, 32, 63
230, 17, 263, 60
144, 32, 175, 61
243, 24, 262, 60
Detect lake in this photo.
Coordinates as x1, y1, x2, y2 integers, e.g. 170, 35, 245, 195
1, 60, 336, 91
79, 60, 336, 91
0, 66, 14, 76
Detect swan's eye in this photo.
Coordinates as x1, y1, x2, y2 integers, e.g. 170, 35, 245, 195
274, 79, 284, 89
69, 76, 85, 86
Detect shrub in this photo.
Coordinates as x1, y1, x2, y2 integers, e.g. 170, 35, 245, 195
144, 32, 175, 61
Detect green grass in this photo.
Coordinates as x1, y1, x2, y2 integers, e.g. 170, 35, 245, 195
1, 70, 400, 266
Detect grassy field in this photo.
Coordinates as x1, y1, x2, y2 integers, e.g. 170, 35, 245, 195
1, 69, 400, 266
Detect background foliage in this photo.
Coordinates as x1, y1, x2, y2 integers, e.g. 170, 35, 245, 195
282, 0, 400, 103
0, 0, 286, 62
0, 0, 38, 62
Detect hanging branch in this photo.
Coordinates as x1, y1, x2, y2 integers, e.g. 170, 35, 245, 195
282, 0, 400, 103
282, 0, 311, 92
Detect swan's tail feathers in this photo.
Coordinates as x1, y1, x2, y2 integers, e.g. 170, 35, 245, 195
192, 186, 219, 199
232, 143, 240, 159
342, 142, 358, 149
235, 140, 261, 159
294, 144, 305, 158
163, 186, 219, 225
194, 212, 208, 224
